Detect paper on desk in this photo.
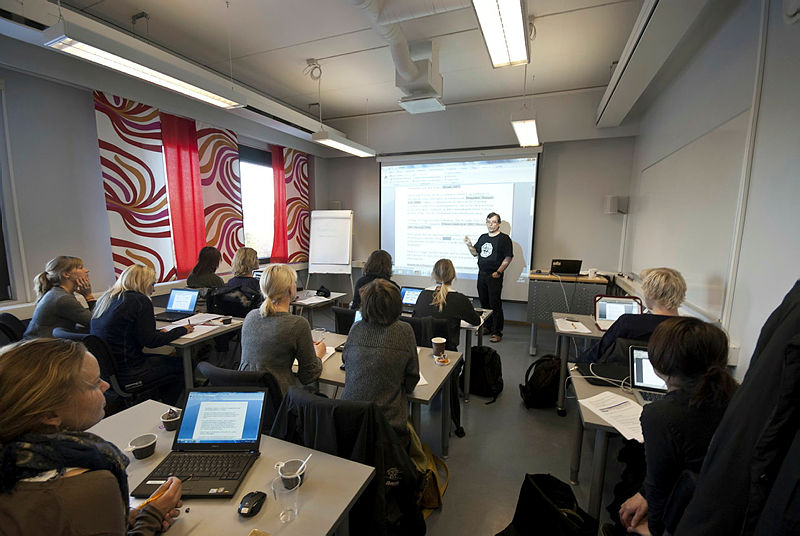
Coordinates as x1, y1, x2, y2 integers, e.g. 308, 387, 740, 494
166, 313, 221, 328
292, 346, 335, 372
174, 325, 219, 340
418, 373, 428, 386
294, 295, 329, 305
555, 318, 592, 334
579, 391, 643, 443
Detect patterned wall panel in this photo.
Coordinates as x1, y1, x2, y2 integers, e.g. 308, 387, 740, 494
93, 92, 177, 282
283, 148, 310, 263
196, 123, 243, 271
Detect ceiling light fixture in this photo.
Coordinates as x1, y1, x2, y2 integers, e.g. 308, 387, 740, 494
42, 20, 244, 109
511, 64, 539, 147
472, 0, 529, 68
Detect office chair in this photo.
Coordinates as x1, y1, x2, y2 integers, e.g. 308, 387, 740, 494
332, 306, 356, 334
399, 316, 449, 348
0, 329, 13, 347
0, 313, 26, 342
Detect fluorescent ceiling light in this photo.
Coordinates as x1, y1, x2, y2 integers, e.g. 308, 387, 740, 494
511, 114, 539, 147
472, 0, 530, 68
312, 130, 376, 158
42, 21, 244, 109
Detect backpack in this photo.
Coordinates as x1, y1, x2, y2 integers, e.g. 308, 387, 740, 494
207, 285, 263, 318
459, 346, 503, 404
519, 355, 560, 408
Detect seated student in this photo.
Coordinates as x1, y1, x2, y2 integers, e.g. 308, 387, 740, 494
413, 258, 481, 351
351, 249, 400, 310
90, 265, 192, 405
579, 267, 686, 363
24, 256, 96, 338
617, 317, 737, 536
221, 247, 260, 293
186, 246, 225, 289
238, 264, 324, 397
342, 279, 420, 448
0, 338, 183, 535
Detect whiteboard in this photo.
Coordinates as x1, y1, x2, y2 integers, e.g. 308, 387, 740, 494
627, 112, 748, 320
309, 210, 353, 274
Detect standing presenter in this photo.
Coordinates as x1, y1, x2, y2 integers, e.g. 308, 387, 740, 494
465, 212, 513, 342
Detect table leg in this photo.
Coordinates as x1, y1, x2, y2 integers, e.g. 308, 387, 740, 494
307, 308, 314, 327
570, 413, 584, 484
411, 402, 421, 435
464, 330, 473, 403
529, 323, 537, 355
477, 325, 484, 347
181, 347, 193, 391
441, 377, 451, 457
588, 430, 609, 520
335, 512, 350, 536
557, 335, 569, 416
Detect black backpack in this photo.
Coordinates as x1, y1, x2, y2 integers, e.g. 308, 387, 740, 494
519, 355, 560, 408
207, 285, 263, 318
459, 346, 503, 404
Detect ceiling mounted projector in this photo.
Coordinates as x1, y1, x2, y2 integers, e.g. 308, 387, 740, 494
398, 94, 446, 114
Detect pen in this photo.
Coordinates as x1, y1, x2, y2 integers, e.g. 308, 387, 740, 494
139, 475, 191, 509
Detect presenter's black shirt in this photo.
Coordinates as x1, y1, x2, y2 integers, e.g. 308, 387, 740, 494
474, 232, 513, 273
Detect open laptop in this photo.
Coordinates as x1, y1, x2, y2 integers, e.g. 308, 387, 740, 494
629, 346, 668, 405
594, 295, 643, 331
550, 259, 582, 276
252, 269, 263, 280
132, 388, 266, 498
153, 288, 200, 322
399, 286, 424, 313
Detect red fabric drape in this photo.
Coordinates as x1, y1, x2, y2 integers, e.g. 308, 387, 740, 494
270, 145, 288, 263
161, 112, 206, 278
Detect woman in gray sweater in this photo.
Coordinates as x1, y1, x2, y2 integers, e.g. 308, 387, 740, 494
239, 264, 325, 397
342, 278, 420, 447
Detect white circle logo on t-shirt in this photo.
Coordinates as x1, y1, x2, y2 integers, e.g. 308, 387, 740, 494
480, 243, 493, 258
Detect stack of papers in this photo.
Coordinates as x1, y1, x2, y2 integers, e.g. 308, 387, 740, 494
579, 391, 643, 442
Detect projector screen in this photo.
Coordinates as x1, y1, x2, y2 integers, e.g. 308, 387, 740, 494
381, 156, 537, 301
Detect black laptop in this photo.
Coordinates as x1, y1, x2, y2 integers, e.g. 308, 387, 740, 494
131, 388, 266, 498
153, 288, 200, 322
550, 259, 583, 276
399, 286, 424, 313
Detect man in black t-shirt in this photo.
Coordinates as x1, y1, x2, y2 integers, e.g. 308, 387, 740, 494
465, 212, 513, 342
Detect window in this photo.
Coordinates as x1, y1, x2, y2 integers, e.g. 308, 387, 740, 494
239, 146, 274, 261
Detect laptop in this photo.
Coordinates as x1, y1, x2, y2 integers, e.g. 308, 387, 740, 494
399, 286, 424, 313
550, 259, 582, 276
594, 295, 643, 331
132, 388, 266, 498
154, 289, 200, 322
252, 269, 263, 280
575, 362, 628, 386
629, 346, 668, 405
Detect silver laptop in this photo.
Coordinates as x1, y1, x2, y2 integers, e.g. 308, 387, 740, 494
132, 388, 266, 498
629, 346, 668, 405
153, 288, 200, 322
594, 295, 643, 331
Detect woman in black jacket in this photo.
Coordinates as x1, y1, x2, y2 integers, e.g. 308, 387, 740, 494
351, 250, 399, 310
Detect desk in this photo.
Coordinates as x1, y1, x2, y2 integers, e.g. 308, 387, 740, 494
460, 308, 492, 403
292, 291, 346, 327
552, 313, 603, 416
528, 273, 608, 355
569, 369, 637, 521
89, 400, 375, 536
319, 332, 462, 457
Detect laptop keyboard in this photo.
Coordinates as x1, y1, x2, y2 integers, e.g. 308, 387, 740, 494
640, 390, 665, 402
151, 453, 253, 480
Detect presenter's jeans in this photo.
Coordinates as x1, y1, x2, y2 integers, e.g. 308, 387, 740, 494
477, 271, 504, 336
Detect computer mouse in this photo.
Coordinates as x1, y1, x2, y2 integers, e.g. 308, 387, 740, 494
238, 491, 266, 517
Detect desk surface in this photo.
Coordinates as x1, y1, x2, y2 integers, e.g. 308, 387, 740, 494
529, 273, 608, 284
89, 400, 374, 536
552, 312, 604, 340
570, 368, 637, 431
153, 310, 244, 348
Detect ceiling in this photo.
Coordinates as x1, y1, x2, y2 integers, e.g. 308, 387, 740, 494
59, 0, 642, 122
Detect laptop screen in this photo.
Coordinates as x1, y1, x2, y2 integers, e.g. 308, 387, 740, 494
176, 390, 265, 445
550, 259, 582, 275
631, 347, 667, 392
400, 287, 423, 306
252, 269, 263, 279
166, 289, 199, 313
597, 297, 642, 321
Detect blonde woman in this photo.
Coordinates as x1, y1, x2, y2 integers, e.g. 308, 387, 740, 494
222, 247, 260, 293
0, 338, 183, 535
413, 258, 481, 351
24, 256, 96, 338
90, 265, 192, 404
238, 264, 324, 396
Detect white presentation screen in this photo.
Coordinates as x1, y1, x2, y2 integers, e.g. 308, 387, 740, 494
381, 157, 537, 301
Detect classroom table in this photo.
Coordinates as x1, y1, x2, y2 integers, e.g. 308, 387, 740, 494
460, 308, 492, 403
89, 400, 375, 536
319, 332, 462, 457
569, 369, 638, 521
552, 312, 604, 416
292, 291, 347, 327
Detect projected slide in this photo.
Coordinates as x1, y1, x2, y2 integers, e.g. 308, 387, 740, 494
381, 157, 536, 301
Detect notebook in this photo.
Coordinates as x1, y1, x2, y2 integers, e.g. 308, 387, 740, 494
550, 259, 582, 276
629, 346, 668, 405
131, 388, 266, 498
153, 289, 200, 322
399, 286, 424, 313
594, 295, 643, 331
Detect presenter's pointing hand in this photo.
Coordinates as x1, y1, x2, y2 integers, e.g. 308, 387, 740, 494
463, 236, 472, 246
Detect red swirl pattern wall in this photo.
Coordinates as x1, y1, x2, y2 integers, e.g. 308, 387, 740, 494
283, 148, 310, 264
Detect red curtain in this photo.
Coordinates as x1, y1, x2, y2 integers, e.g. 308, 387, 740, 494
270, 145, 288, 263
161, 112, 206, 278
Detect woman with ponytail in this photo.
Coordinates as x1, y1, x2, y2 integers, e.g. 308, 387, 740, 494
24, 256, 96, 338
413, 259, 481, 351
618, 317, 737, 536
238, 264, 324, 396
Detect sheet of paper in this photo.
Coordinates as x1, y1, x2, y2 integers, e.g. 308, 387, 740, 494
174, 325, 218, 340
418, 373, 428, 386
579, 391, 643, 443
555, 317, 592, 334
294, 295, 329, 305
166, 313, 221, 328
292, 346, 335, 372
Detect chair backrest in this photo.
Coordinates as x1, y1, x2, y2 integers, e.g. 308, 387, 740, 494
598, 337, 649, 366
332, 306, 356, 335
207, 285, 262, 318
0, 329, 13, 347
0, 313, 25, 342
399, 316, 449, 348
